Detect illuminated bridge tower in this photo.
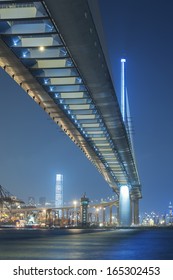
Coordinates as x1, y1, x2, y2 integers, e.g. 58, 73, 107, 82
119, 58, 140, 226
119, 58, 131, 226
121, 58, 126, 123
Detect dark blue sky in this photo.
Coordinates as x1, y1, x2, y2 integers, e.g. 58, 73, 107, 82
0, 0, 173, 214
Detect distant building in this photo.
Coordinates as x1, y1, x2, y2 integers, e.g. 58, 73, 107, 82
28, 196, 35, 206
39, 197, 46, 206
55, 174, 63, 209
168, 202, 173, 224
169, 201, 172, 216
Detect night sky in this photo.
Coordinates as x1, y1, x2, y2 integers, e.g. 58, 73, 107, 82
0, 0, 173, 214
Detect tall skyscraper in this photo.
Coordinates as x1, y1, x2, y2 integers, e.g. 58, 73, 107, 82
55, 174, 63, 209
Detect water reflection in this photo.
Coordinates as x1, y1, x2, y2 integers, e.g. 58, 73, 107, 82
0, 228, 173, 260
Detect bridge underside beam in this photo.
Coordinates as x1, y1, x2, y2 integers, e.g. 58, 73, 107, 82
0, 0, 141, 200
43, 0, 141, 198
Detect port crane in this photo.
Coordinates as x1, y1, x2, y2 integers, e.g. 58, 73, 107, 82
0, 185, 24, 212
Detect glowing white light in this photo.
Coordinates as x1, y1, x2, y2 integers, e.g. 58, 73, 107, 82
56, 174, 62, 180
55, 93, 59, 98
121, 185, 129, 198
121, 58, 126, 62
44, 79, 49, 84
73, 200, 77, 206
39, 46, 45, 51
13, 39, 19, 46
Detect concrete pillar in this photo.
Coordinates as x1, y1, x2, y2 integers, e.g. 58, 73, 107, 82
95, 209, 99, 223
88, 212, 92, 223
66, 209, 69, 219
46, 209, 51, 226
62, 209, 64, 219
0, 202, 3, 212
116, 206, 120, 225
119, 185, 131, 226
102, 208, 106, 224
134, 199, 139, 225
131, 199, 134, 224
109, 205, 113, 224
24, 210, 27, 219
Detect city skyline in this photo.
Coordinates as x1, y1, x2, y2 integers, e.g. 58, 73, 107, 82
0, 0, 173, 214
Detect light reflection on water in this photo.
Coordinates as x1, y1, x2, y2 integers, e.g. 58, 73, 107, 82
0, 228, 173, 260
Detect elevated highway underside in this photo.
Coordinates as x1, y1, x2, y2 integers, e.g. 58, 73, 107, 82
0, 0, 141, 224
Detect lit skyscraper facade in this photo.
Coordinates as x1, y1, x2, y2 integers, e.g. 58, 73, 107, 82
55, 174, 63, 209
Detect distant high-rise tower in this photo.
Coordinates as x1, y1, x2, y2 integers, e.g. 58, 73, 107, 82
168, 202, 173, 225
169, 202, 172, 216
55, 174, 63, 209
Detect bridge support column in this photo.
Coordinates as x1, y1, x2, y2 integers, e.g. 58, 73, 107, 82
131, 199, 134, 224
109, 205, 113, 224
119, 185, 131, 226
62, 209, 64, 219
96, 209, 99, 223
134, 199, 139, 225
116, 206, 120, 225
66, 209, 69, 219
102, 207, 106, 225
